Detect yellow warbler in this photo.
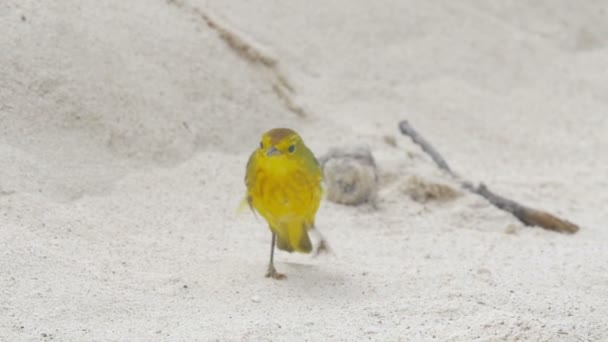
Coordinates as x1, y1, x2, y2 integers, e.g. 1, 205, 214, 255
244, 128, 324, 279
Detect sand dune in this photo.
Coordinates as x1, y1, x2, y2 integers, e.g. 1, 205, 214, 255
1, 0, 607, 340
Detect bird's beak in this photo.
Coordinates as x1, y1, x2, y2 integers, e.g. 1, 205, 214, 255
266, 146, 281, 156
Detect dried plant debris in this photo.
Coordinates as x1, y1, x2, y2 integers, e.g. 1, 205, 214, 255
402, 176, 461, 203
319, 147, 378, 206
383, 135, 397, 147
167, 0, 307, 117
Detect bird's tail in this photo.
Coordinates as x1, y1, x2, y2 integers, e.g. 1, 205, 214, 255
275, 221, 312, 254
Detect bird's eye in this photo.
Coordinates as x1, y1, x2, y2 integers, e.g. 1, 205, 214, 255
259, 141, 264, 149
288, 144, 296, 153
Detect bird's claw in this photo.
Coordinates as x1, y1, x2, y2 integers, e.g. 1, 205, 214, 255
265, 266, 286, 280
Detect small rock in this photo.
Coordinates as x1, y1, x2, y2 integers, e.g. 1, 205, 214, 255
364, 327, 380, 334
504, 224, 520, 235
319, 146, 378, 206
477, 268, 492, 276
251, 295, 261, 303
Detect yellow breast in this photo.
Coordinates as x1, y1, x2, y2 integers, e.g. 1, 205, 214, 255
248, 156, 321, 226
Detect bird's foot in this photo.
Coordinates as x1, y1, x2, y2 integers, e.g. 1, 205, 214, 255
265, 265, 286, 280
314, 239, 332, 257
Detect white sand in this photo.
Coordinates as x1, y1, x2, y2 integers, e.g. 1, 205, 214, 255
2, 0, 607, 340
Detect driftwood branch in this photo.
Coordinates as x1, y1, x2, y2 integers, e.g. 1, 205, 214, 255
398, 121, 453, 174
399, 120, 579, 234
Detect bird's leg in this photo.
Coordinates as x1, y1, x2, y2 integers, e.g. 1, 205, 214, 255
311, 227, 332, 256
265, 232, 286, 279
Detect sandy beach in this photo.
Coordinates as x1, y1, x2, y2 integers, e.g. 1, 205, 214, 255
1, 0, 607, 340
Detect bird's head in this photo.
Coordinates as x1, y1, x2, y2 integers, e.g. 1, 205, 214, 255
258, 128, 303, 158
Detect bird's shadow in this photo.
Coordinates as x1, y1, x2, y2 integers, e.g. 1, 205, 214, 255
269, 261, 360, 297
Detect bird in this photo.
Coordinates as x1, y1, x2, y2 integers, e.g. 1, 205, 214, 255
244, 128, 324, 279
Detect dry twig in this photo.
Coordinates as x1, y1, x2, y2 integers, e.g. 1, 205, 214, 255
398, 120, 579, 234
